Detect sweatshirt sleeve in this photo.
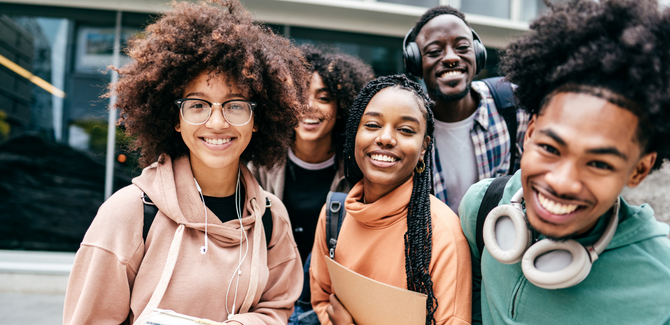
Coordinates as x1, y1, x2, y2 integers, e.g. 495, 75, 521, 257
229, 197, 304, 325
309, 205, 333, 325
63, 185, 145, 325
430, 197, 472, 325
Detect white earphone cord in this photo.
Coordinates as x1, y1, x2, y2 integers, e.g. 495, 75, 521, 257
226, 168, 249, 320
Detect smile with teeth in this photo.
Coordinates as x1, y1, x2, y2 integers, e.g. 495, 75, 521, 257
440, 70, 464, 78
302, 118, 320, 124
538, 192, 579, 215
204, 137, 232, 145
370, 154, 398, 162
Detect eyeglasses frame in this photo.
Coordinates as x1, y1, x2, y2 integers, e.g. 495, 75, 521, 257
175, 98, 257, 126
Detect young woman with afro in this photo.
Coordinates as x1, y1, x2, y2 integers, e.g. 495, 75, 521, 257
309, 74, 473, 325
63, 1, 309, 324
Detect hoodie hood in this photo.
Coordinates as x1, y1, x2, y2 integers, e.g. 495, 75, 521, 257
607, 198, 669, 249
132, 155, 267, 247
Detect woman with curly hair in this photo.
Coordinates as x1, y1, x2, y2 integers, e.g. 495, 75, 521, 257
252, 45, 373, 262
63, 1, 308, 324
458, 0, 670, 324
309, 74, 472, 325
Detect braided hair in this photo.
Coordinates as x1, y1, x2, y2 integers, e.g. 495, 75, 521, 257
343, 74, 437, 325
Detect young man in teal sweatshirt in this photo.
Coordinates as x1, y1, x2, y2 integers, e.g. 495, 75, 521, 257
459, 0, 670, 324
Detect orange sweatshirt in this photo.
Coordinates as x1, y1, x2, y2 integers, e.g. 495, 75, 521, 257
63, 156, 302, 325
310, 177, 472, 325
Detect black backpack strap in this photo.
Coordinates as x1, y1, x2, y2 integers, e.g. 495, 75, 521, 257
475, 175, 512, 258
482, 77, 518, 175
262, 197, 273, 247
142, 193, 273, 247
141, 192, 158, 242
326, 191, 347, 259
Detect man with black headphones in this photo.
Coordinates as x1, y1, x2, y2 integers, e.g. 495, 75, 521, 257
458, 0, 670, 324
404, 6, 529, 214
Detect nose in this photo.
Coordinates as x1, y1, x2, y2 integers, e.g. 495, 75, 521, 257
375, 126, 396, 148
205, 104, 230, 130
441, 46, 460, 67
544, 160, 583, 199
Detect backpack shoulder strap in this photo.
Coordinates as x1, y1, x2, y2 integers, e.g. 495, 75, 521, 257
325, 191, 348, 259
475, 175, 512, 258
482, 77, 518, 175
262, 197, 273, 247
141, 193, 273, 247
141, 192, 158, 242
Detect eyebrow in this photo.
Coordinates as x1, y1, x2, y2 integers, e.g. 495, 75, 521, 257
363, 111, 420, 123
316, 88, 331, 93
539, 129, 628, 160
183, 92, 245, 99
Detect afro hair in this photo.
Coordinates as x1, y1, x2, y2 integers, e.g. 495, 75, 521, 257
111, 0, 310, 168
500, 0, 670, 170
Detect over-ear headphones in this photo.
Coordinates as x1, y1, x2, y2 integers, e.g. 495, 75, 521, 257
403, 25, 487, 78
482, 188, 619, 289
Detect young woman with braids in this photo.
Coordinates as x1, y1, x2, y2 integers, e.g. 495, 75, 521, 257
309, 74, 472, 325
63, 1, 306, 324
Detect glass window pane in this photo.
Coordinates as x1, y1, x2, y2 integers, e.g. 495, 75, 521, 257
378, 0, 439, 8
461, 0, 510, 19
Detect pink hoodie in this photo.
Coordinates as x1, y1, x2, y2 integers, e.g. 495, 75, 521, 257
64, 156, 303, 324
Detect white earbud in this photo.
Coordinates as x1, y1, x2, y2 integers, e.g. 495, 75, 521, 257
194, 178, 208, 255
483, 188, 619, 289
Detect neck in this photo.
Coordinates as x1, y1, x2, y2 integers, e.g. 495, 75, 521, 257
432, 90, 479, 123
362, 174, 412, 204
190, 158, 239, 197
292, 135, 335, 164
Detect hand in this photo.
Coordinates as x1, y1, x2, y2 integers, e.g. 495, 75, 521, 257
326, 294, 355, 325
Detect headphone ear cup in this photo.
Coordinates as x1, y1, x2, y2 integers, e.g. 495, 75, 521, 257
522, 239, 592, 289
483, 204, 532, 264
404, 41, 423, 78
470, 28, 487, 76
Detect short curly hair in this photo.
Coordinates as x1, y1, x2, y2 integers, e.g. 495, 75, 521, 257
299, 44, 374, 154
409, 6, 468, 42
500, 0, 670, 170
111, 0, 309, 168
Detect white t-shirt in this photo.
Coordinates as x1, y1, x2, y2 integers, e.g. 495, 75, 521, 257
433, 111, 479, 214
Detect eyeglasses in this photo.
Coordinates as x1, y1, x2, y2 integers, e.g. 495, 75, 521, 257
175, 98, 257, 126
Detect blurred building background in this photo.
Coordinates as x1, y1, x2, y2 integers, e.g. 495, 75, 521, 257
0, 0, 668, 323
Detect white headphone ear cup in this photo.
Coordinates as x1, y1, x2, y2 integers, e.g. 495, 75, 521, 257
483, 205, 532, 264
522, 239, 592, 289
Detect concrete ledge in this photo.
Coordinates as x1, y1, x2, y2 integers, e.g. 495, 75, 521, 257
0, 250, 74, 294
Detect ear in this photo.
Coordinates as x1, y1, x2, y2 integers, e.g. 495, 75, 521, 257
421, 135, 431, 158
626, 151, 657, 188
175, 122, 181, 133
253, 122, 258, 132
523, 115, 537, 152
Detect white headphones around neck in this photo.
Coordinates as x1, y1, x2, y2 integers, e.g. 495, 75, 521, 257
482, 188, 619, 289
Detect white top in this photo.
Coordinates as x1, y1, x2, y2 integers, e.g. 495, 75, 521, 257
433, 111, 479, 214
288, 147, 335, 170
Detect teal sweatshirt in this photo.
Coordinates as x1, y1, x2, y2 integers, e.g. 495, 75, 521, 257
460, 170, 670, 325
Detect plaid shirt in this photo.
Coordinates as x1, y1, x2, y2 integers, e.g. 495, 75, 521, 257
432, 81, 530, 205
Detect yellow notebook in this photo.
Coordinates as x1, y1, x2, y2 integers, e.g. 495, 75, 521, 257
324, 256, 427, 325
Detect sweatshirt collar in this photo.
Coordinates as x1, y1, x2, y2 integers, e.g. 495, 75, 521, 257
344, 176, 414, 228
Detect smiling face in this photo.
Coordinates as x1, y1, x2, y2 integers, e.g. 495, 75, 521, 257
175, 71, 256, 175
415, 14, 476, 103
295, 72, 338, 146
355, 87, 430, 192
521, 92, 656, 239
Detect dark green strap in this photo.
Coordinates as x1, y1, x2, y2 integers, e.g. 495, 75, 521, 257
475, 175, 512, 257
262, 197, 273, 247
482, 77, 518, 175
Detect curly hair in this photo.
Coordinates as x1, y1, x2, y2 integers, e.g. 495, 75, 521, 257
299, 44, 374, 155
409, 5, 468, 42
343, 74, 438, 325
110, 0, 309, 168
500, 0, 670, 170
